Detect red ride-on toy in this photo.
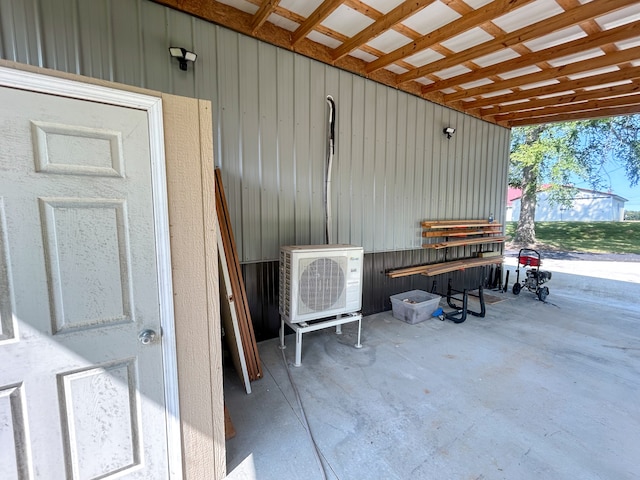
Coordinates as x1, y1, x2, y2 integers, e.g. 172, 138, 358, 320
512, 248, 552, 301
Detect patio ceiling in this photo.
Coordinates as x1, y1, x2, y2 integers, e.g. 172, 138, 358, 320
153, 0, 640, 128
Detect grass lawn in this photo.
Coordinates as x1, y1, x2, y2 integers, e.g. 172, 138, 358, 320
505, 221, 640, 254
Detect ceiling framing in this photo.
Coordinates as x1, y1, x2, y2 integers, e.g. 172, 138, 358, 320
152, 0, 640, 128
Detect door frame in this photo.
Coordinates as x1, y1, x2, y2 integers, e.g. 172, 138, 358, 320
0, 66, 183, 478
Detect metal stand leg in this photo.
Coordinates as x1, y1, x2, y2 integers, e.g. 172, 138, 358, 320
279, 318, 286, 350
294, 328, 303, 367
355, 316, 363, 349
280, 313, 363, 366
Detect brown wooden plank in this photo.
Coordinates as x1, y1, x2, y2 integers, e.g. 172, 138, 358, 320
421, 220, 502, 228
420, 257, 503, 276
224, 405, 236, 440
422, 236, 506, 249
422, 229, 502, 238
387, 256, 503, 278
215, 168, 263, 380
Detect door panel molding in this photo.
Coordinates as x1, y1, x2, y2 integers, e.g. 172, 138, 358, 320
0, 66, 182, 478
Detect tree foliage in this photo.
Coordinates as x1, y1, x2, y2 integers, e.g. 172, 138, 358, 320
509, 115, 640, 245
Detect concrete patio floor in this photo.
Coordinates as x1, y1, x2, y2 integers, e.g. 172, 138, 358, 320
224, 259, 640, 480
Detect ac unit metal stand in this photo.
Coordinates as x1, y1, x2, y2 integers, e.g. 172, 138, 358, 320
279, 313, 363, 367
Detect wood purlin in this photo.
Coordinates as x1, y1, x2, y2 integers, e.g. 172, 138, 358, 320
251, 0, 281, 34
464, 65, 640, 112
421, 21, 640, 96
481, 81, 640, 118
331, 0, 436, 61
495, 94, 640, 123
507, 104, 640, 127
445, 45, 640, 103
366, 0, 535, 75
397, 0, 637, 84
290, 0, 345, 46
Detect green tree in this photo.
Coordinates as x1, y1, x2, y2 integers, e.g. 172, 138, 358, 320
509, 115, 640, 245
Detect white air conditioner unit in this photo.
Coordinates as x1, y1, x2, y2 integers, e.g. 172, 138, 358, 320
279, 244, 364, 324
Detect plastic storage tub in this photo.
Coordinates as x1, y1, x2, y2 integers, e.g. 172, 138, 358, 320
390, 290, 442, 324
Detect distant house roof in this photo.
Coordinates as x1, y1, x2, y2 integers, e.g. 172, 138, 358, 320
507, 188, 521, 206
507, 186, 628, 204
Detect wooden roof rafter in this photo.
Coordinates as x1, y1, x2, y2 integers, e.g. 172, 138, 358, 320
151, 0, 640, 127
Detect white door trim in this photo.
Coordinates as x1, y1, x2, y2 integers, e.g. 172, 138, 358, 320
0, 66, 183, 479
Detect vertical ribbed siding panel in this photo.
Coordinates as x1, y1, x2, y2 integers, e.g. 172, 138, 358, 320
348, 72, 368, 245
76, 0, 111, 80
394, 93, 407, 250
0, 0, 43, 65
457, 112, 471, 219
403, 95, 417, 248
406, 97, 427, 248
258, 42, 279, 259
384, 90, 398, 251
238, 35, 260, 261
335, 70, 352, 245
309, 60, 326, 245
293, 55, 311, 246
439, 106, 450, 218
276, 48, 295, 247
166, 9, 196, 98
372, 83, 386, 252
41, 0, 82, 73
110, 0, 145, 87
422, 101, 437, 221
361, 81, 377, 252
139, 0, 170, 92
216, 31, 243, 259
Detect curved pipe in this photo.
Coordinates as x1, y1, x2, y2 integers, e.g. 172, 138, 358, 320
325, 95, 335, 244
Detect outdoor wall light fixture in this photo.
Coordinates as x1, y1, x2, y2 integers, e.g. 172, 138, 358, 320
169, 47, 197, 71
443, 127, 456, 139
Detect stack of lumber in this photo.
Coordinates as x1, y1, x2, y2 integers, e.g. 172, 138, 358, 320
215, 168, 262, 382
386, 219, 505, 279
421, 220, 505, 249
387, 256, 503, 278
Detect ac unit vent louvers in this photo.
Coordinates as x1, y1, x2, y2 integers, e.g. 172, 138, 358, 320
299, 257, 345, 312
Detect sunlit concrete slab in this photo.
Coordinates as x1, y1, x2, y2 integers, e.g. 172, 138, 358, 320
225, 260, 640, 480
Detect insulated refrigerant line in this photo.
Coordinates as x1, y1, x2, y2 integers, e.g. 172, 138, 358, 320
325, 95, 335, 244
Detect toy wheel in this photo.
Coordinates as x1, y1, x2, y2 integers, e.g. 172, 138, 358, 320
537, 287, 549, 302
512, 283, 521, 295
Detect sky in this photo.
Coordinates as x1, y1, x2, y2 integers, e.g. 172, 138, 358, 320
569, 159, 640, 212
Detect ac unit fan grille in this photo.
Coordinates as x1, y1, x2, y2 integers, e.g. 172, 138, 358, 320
298, 257, 346, 314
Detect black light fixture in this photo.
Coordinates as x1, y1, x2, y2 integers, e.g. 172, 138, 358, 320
169, 47, 197, 71
443, 127, 456, 139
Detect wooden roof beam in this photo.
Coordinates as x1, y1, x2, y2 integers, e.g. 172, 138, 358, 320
421, 20, 640, 95
397, 0, 637, 84
291, 0, 344, 46
480, 81, 640, 118
444, 45, 640, 103
365, 0, 534, 75
332, 0, 435, 61
494, 93, 640, 123
250, 0, 281, 34
462, 65, 640, 111
507, 104, 640, 127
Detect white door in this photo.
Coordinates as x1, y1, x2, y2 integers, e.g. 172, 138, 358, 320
0, 70, 180, 479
